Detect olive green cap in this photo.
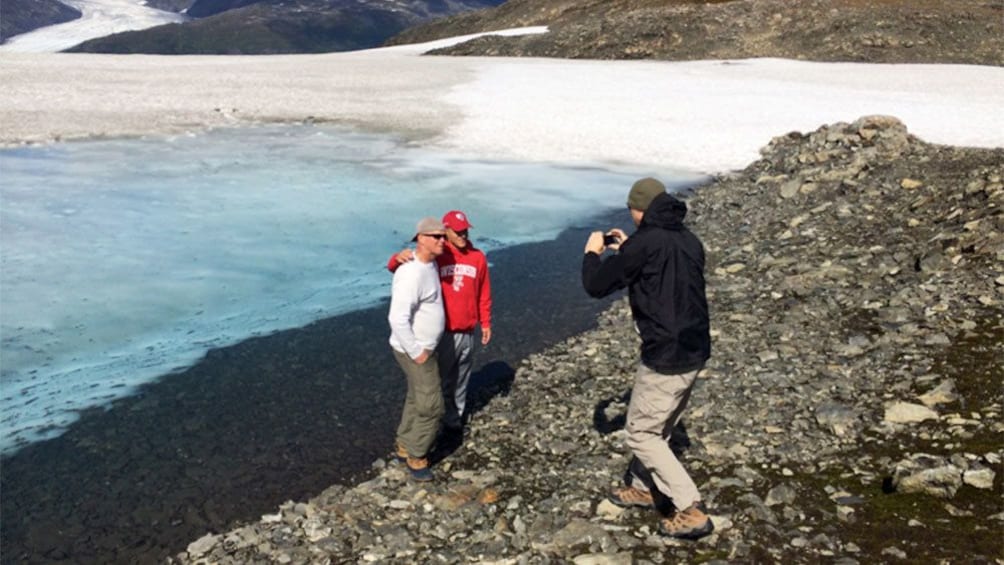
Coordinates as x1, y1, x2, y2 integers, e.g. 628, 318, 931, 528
627, 177, 666, 211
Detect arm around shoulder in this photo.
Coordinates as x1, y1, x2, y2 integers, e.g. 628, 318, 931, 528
387, 248, 414, 273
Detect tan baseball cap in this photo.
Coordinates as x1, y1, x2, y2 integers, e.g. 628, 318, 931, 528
411, 217, 446, 241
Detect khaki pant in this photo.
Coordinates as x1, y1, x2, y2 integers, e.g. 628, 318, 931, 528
625, 363, 701, 510
393, 349, 444, 458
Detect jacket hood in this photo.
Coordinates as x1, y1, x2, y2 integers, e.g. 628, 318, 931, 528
640, 192, 687, 230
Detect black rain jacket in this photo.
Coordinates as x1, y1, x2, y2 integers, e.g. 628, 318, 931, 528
582, 192, 710, 374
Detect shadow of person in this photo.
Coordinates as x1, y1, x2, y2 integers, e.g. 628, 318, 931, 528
428, 360, 515, 466
428, 427, 464, 466
463, 360, 516, 423
593, 389, 632, 434
593, 390, 693, 515
623, 422, 692, 515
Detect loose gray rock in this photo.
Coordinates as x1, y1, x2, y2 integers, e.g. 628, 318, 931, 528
884, 402, 939, 424
962, 465, 996, 490
917, 379, 958, 407
573, 553, 633, 565
815, 402, 859, 436
549, 520, 614, 552
186, 533, 218, 559
891, 454, 964, 498
765, 484, 798, 507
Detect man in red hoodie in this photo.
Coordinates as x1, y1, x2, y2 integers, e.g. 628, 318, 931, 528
387, 210, 492, 432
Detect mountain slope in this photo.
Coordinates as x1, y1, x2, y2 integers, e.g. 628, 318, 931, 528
68, 0, 502, 54
388, 0, 1004, 66
0, 0, 81, 42
143, 0, 197, 12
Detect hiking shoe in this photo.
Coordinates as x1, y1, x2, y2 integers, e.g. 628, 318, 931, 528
607, 486, 655, 509
406, 457, 434, 482
441, 416, 463, 433
657, 503, 714, 540
394, 442, 408, 463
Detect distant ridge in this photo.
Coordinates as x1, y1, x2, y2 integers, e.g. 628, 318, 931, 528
0, 0, 81, 42
66, 0, 503, 54
387, 0, 1004, 66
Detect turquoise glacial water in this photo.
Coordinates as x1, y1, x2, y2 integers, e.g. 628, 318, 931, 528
0, 124, 702, 452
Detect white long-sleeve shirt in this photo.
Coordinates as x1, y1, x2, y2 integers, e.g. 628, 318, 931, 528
388, 258, 444, 359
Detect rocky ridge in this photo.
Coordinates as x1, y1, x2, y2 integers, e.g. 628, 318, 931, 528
0, 0, 81, 42
175, 116, 1003, 563
389, 0, 1004, 66
67, 0, 502, 54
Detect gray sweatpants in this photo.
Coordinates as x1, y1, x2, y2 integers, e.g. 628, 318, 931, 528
436, 331, 474, 429
625, 363, 702, 510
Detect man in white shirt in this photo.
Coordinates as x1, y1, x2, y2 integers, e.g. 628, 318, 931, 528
388, 217, 447, 481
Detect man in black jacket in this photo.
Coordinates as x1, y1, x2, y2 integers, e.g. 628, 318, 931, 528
582, 177, 713, 540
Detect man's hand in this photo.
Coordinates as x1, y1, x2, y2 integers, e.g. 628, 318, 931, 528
414, 349, 432, 364
395, 248, 414, 264
585, 231, 606, 254
606, 228, 628, 251
481, 327, 492, 346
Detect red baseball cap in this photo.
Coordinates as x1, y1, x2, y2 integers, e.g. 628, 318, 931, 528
442, 210, 472, 231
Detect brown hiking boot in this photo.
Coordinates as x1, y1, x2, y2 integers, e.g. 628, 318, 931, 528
607, 486, 655, 509
394, 441, 408, 463
406, 456, 433, 482
658, 503, 714, 540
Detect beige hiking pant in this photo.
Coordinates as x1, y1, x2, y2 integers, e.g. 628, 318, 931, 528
625, 363, 701, 510
393, 349, 444, 458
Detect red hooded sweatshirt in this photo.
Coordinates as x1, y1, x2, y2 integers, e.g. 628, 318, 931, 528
387, 240, 491, 333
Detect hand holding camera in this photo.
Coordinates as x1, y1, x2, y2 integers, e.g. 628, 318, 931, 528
604, 228, 627, 249
585, 229, 627, 254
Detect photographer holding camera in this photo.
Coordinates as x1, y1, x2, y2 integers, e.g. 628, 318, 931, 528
581, 177, 713, 540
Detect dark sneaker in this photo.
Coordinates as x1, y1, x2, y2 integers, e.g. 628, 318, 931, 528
394, 442, 408, 464
658, 503, 714, 540
607, 486, 655, 509
441, 417, 463, 432
406, 456, 434, 482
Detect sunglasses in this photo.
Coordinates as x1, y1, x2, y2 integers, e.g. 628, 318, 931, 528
454, 230, 469, 238
422, 233, 447, 240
